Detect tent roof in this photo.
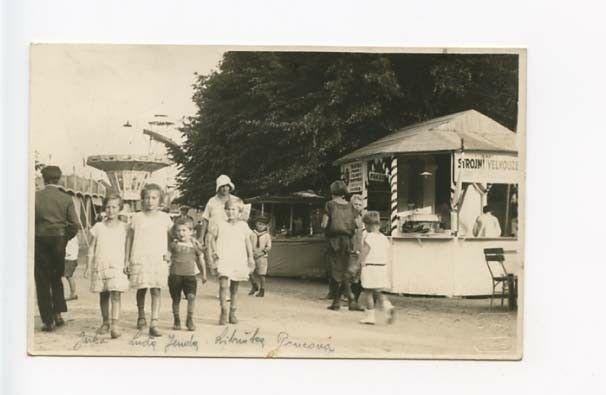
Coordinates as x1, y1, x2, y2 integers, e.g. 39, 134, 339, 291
35, 175, 107, 198
335, 110, 518, 164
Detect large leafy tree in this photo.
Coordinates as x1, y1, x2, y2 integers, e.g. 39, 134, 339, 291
174, 52, 518, 206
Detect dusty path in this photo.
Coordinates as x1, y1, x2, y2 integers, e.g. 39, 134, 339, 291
30, 266, 519, 359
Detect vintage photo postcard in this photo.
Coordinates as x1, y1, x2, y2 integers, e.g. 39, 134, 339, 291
28, 44, 525, 359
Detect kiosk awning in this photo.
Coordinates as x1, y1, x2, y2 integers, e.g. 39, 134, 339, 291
335, 110, 518, 164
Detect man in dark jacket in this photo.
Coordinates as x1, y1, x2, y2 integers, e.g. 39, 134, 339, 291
35, 166, 79, 331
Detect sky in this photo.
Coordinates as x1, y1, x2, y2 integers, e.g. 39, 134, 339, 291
30, 44, 225, 185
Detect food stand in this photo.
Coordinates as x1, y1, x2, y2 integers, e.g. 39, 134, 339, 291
335, 110, 522, 296
245, 191, 327, 279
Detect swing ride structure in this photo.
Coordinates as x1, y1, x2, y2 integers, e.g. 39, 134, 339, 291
86, 115, 182, 211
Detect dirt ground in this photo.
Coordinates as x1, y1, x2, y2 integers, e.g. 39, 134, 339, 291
29, 264, 520, 359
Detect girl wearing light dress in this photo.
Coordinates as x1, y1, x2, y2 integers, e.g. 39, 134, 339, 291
84, 195, 130, 339
359, 211, 395, 325
209, 199, 255, 325
127, 184, 174, 337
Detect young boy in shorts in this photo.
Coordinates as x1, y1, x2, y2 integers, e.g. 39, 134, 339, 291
249, 215, 272, 297
169, 217, 207, 331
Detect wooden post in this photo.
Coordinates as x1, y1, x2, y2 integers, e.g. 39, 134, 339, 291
261, 203, 265, 215
504, 184, 511, 236
289, 205, 294, 233
390, 156, 398, 236
362, 161, 368, 210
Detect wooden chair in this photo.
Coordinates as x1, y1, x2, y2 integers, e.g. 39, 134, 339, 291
483, 248, 514, 310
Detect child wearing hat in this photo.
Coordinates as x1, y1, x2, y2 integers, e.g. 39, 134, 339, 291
249, 215, 272, 297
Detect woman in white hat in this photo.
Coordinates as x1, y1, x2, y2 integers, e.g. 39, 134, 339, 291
199, 175, 240, 238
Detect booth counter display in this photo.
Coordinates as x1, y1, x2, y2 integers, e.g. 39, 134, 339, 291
245, 192, 328, 279
335, 109, 522, 296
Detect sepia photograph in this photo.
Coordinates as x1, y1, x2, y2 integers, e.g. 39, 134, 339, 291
28, 44, 525, 359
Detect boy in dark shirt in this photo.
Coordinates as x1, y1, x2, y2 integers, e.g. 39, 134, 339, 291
169, 217, 207, 331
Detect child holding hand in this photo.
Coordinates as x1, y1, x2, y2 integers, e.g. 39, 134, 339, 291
84, 195, 130, 338
127, 184, 174, 337
209, 199, 255, 325
169, 217, 207, 331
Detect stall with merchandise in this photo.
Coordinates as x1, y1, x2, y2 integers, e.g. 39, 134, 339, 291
335, 110, 522, 296
245, 191, 327, 278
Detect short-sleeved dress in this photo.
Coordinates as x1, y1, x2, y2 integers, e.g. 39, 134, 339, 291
128, 211, 174, 289
202, 194, 241, 262
360, 231, 391, 290
89, 221, 129, 292
213, 220, 251, 281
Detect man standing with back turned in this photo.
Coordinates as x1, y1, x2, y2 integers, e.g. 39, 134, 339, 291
35, 166, 79, 331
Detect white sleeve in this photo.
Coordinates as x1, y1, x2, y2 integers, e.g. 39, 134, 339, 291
201, 198, 212, 220
165, 213, 174, 232
89, 222, 100, 238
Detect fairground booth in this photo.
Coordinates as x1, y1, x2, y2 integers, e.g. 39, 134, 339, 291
335, 110, 522, 296
245, 191, 327, 279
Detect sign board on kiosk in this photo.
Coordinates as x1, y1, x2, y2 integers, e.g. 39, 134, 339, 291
342, 162, 364, 193
454, 152, 519, 184
368, 171, 387, 182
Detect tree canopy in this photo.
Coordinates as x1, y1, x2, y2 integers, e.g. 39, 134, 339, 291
174, 52, 518, 206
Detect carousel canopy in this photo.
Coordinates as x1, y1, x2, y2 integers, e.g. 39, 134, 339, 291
335, 110, 518, 164
86, 154, 171, 172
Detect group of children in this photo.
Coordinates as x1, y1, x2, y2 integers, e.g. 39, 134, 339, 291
61, 178, 394, 339
76, 183, 272, 339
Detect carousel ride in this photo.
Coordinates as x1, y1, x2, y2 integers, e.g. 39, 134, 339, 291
86, 115, 183, 212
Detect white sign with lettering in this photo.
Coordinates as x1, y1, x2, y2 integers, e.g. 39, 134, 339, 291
454, 152, 520, 184
342, 162, 364, 192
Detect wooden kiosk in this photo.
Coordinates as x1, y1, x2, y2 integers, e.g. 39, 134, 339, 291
335, 110, 522, 296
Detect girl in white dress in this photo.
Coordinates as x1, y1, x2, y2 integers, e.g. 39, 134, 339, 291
127, 184, 174, 337
84, 195, 130, 339
209, 199, 255, 325
359, 211, 395, 325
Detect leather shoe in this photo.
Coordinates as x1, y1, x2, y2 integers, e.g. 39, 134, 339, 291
55, 315, 65, 327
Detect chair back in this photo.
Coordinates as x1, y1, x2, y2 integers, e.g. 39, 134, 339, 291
483, 248, 508, 279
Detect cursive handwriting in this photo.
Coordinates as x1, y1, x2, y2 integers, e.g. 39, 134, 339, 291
165, 333, 199, 353
128, 330, 157, 351
275, 331, 335, 353
73, 331, 107, 350
215, 327, 265, 348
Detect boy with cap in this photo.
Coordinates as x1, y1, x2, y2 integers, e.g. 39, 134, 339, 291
249, 215, 272, 297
